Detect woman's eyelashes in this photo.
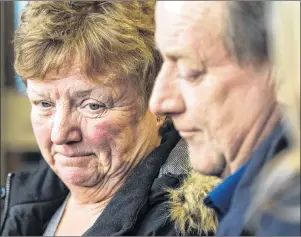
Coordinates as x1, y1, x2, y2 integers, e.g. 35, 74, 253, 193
30, 100, 54, 116
33, 100, 53, 109
31, 98, 109, 117
81, 100, 107, 111
79, 99, 108, 117
85, 103, 105, 111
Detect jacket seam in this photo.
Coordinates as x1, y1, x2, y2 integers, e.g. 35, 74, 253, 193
8, 194, 68, 209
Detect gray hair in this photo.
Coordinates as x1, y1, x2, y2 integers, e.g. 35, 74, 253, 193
223, 1, 269, 67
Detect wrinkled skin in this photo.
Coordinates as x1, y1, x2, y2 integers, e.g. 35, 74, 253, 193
27, 64, 162, 191
150, 1, 280, 177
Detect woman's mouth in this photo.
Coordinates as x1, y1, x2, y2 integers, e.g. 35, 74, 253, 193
54, 153, 95, 166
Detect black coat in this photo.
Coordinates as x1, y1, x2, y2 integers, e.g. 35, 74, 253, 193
0, 129, 185, 236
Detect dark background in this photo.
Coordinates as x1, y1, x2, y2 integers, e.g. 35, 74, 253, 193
1, 1, 41, 185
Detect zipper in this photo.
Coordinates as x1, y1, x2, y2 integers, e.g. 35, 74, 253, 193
0, 173, 13, 234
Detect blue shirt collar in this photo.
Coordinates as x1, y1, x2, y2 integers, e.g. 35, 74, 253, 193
204, 161, 250, 219
203, 121, 288, 221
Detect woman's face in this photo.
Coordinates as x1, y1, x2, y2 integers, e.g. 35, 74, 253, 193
27, 65, 161, 187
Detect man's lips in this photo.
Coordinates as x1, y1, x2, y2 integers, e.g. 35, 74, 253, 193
179, 130, 197, 138
177, 129, 201, 139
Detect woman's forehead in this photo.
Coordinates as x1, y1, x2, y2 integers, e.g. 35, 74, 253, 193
37, 56, 118, 83
43, 63, 82, 80
26, 74, 132, 100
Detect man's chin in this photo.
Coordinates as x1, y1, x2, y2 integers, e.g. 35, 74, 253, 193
190, 160, 223, 176
189, 145, 226, 177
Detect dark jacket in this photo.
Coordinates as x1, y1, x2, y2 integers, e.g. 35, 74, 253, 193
215, 123, 300, 236
0, 129, 220, 236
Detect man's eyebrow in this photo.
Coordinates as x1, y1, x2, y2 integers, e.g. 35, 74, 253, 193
155, 42, 187, 62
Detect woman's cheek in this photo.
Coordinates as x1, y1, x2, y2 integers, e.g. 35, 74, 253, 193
31, 111, 51, 141
88, 120, 124, 146
31, 112, 46, 136
31, 113, 54, 163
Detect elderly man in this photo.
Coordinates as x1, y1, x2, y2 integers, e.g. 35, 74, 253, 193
150, 1, 291, 235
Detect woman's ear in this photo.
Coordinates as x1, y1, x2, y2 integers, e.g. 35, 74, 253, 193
156, 115, 166, 127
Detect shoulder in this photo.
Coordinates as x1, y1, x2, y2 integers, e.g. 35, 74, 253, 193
134, 174, 184, 236
257, 215, 300, 236
1, 185, 5, 218
257, 173, 300, 236
136, 171, 221, 236
168, 171, 221, 235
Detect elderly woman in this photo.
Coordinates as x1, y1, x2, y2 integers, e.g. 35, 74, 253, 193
0, 1, 218, 236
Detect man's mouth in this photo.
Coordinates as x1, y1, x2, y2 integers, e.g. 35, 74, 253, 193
177, 129, 201, 139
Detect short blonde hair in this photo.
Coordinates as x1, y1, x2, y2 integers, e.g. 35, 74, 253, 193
14, 1, 161, 111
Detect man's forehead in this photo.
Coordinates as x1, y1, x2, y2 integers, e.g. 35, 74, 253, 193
157, 1, 186, 15
155, 1, 225, 60
157, 1, 224, 19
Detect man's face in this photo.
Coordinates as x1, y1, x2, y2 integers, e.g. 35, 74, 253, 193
150, 1, 275, 176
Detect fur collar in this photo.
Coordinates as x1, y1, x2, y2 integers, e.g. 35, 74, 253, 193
168, 171, 221, 235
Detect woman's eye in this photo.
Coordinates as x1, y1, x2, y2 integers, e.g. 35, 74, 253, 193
83, 102, 106, 111
88, 103, 103, 110
80, 100, 107, 116
41, 101, 52, 108
33, 100, 52, 109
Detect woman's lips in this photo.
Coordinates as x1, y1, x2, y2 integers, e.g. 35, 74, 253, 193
62, 154, 94, 158
54, 153, 94, 166
54, 151, 94, 157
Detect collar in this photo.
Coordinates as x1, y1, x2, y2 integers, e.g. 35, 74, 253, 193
2, 128, 181, 236
204, 121, 288, 221
204, 161, 250, 219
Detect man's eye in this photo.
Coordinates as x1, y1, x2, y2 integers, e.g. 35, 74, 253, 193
179, 69, 206, 81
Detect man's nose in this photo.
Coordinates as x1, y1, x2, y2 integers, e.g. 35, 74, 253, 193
149, 67, 185, 116
51, 106, 81, 145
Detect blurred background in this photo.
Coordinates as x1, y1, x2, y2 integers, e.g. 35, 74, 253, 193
1, 1, 41, 185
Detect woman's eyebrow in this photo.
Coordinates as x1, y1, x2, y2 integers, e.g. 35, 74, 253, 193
73, 89, 93, 98
26, 88, 48, 97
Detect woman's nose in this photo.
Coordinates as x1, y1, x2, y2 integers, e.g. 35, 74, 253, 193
149, 69, 185, 116
51, 109, 81, 145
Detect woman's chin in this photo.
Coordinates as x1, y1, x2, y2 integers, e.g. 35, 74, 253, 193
56, 167, 97, 186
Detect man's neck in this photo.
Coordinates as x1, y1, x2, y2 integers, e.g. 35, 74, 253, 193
224, 102, 282, 177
